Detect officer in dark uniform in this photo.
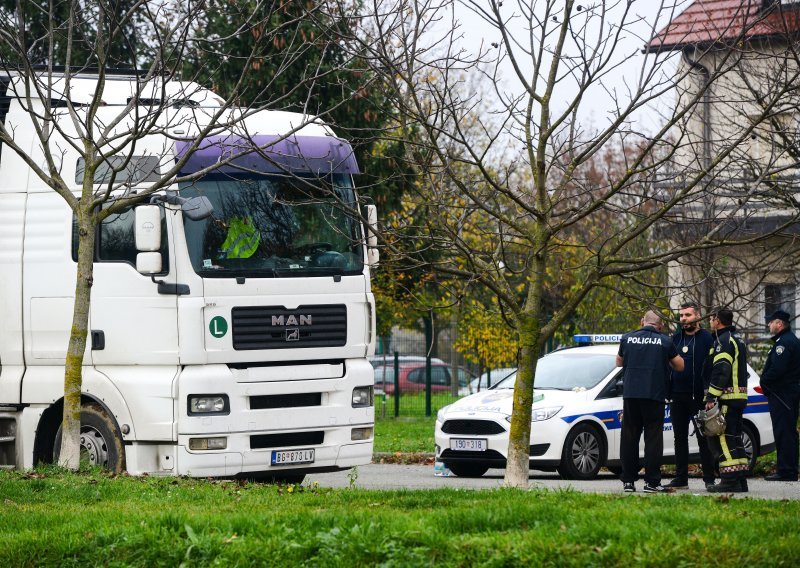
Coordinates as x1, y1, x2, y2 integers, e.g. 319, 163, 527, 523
705, 308, 749, 493
761, 309, 800, 482
666, 302, 716, 489
616, 310, 684, 493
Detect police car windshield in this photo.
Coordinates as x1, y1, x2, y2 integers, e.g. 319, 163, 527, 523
180, 173, 363, 278
493, 352, 617, 390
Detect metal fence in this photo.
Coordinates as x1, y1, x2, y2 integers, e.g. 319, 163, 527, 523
372, 332, 516, 418
372, 328, 775, 418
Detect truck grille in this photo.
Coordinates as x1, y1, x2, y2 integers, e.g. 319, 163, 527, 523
250, 393, 322, 410
232, 305, 347, 350
250, 431, 324, 449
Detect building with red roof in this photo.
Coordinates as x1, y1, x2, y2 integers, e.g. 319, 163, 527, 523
648, 1, 800, 332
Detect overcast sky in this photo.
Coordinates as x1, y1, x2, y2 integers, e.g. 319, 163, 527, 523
449, 0, 688, 134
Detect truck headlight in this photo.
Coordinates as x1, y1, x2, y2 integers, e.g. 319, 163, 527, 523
352, 386, 374, 407
188, 394, 230, 415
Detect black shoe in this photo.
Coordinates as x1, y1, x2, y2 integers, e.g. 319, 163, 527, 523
705, 482, 716, 491
665, 478, 689, 489
764, 473, 798, 481
739, 478, 748, 492
643, 483, 672, 493
623, 482, 635, 492
707, 481, 746, 493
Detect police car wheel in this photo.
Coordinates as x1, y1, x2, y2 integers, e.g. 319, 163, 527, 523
556, 423, 605, 480
448, 463, 490, 478
742, 422, 760, 475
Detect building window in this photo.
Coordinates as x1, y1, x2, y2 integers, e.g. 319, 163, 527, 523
764, 283, 796, 318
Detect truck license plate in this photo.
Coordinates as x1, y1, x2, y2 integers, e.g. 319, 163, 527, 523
450, 438, 487, 451
271, 449, 315, 465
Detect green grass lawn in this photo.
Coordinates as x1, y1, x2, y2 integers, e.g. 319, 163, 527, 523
1, 469, 798, 566
374, 415, 434, 453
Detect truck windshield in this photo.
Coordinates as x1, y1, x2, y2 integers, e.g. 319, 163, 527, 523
179, 173, 363, 278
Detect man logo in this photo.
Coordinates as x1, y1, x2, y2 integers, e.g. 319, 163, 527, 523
272, 315, 312, 326
286, 328, 300, 342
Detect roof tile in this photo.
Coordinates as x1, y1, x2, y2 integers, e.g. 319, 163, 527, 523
646, 0, 800, 52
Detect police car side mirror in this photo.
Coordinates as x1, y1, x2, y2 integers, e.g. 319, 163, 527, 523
614, 378, 624, 396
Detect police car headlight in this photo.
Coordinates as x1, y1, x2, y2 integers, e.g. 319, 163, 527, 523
504, 406, 562, 423
531, 406, 562, 422
437, 405, 452, 423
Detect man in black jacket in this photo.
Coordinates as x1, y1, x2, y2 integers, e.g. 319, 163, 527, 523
666, 302, 715, 489
616, 310, 684, 493
705, 308, 749, 493
761, 310, 800, 482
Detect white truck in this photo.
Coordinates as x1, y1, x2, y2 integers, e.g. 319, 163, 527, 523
0, 73, 378, 482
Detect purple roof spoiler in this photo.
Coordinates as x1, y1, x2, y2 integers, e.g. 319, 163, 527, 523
175, 134, 359, 175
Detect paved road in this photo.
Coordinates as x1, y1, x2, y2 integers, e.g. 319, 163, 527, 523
308, 464, 800, 500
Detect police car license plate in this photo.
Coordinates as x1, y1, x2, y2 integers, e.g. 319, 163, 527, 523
271, 449, 315, 465
450, 438, 487, 451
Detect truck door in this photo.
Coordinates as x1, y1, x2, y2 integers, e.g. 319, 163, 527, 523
88, 203, 179, 366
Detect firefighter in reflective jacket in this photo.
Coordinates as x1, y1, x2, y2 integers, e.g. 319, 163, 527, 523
216, 215, 261, 259
704, 308, 749, 493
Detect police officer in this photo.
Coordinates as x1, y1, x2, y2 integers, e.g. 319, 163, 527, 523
616, 310, 684, 493
705, 308, 749, 493
666, 302, 715, 489
761, 310, 800, 482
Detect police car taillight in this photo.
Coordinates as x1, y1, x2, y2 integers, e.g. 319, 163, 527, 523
754, 385, 763, 394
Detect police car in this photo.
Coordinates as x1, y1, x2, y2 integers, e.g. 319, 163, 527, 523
434, 335, 775, 479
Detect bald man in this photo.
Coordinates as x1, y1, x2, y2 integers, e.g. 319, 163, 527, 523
616, 310, 684, 493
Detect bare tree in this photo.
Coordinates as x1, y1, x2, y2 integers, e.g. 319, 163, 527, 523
354, 0, 800, 487
0, 0, 377, 469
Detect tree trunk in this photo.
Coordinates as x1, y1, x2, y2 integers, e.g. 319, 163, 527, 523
504, 317, 541, 488
58, 211, 95, 469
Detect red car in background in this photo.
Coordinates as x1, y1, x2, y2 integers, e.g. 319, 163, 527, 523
373, 362, 475, 395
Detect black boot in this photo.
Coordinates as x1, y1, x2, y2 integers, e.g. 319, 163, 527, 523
707, 480, 746, 493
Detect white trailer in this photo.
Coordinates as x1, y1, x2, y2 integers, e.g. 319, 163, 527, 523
0, 73, 377, 481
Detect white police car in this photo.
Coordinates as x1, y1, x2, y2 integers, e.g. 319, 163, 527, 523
434, 337, 775, 479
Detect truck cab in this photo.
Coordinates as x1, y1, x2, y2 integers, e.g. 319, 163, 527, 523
0, 72, 377, 481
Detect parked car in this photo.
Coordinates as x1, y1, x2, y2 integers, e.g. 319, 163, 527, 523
374, 362, 475, 395
435, 344, 775, 479
466, 368, 517, 395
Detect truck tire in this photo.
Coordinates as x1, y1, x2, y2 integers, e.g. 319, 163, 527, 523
557, 423, 605, 480
54, 403, 125, 473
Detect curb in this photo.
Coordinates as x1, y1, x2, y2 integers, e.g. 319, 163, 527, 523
373, 452, 435, 465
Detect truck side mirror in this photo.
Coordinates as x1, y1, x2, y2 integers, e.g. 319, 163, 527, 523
135, 205, 163, 274
181, 196, 214, 221
365, 204, 379, 266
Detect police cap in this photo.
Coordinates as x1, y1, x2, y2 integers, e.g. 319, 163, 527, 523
766, 310, 791, 324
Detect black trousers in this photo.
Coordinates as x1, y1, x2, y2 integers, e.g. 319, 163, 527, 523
670, 392, 716, 483
707, 404, 748, 481
767, 385, 800, 479
621, 398, 665, 485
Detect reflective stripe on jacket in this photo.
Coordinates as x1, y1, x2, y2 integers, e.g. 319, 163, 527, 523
706, 326, 748, 407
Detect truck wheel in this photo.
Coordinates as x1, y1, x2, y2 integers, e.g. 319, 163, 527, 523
742, 422, 760, 475
447, 463, 489, 477
557, 423, 605, 480
54, 403, 125, 473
